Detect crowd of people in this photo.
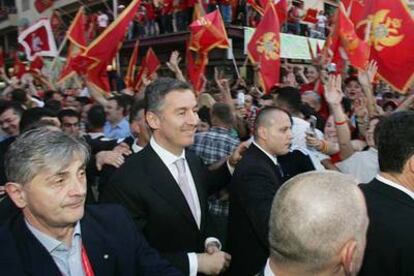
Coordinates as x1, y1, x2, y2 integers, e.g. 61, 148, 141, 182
80, 0, 334, 40
0, 46, 413, 276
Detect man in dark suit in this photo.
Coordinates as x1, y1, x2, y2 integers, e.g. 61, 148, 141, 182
0, 127, 181, 275
260, 171, 368, 276
359, 111, 414, 276
101, 78, 240, 275
227, 107, 315, 276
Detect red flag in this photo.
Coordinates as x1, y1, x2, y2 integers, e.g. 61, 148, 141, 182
186, 47, 208, 94
29, 55, 44, 74
189, 9, 229, 53
135, 48, 160, 90
77, 0, 141, 93
0, 47, 4, 69
18, 19, 58, 61
13, 53, 27, 79
125, 40, 140, 89
303, 8, 318, 24
342, 0, 366, 27
34, 0, 53, 14
247, 4, 281, 94
57, 7, 87, 84
337, 4, 370, 70
248, 0, 287, 23
355, 0, 414, 92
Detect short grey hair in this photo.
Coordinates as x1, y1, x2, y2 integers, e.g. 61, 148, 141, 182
269, 171, 368, 273
144, 77, 193, 113
302, 90, 321, 104
5, 126, 90, 185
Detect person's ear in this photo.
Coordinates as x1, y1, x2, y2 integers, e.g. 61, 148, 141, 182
340, 239, 357, 276
406, 155, 414, 174
146, 111, 161, 131
257, 126, 268, 141
5, 182, 27, 208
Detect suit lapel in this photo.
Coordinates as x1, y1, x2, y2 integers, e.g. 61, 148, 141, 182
11, 214, 62, 276
145, 146, 200, 230
81, 211, 117, 276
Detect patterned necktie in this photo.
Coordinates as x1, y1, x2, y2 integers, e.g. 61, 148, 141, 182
174, 158, 198, 222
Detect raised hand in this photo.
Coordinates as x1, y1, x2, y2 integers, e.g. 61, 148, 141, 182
324, 74, 343, 106
166, 50, 181, 73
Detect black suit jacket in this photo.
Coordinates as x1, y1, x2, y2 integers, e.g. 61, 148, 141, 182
227, 144, 314, 276
359, 178, 414, 276
100, 144, 230, 275
0, 204, 182, 276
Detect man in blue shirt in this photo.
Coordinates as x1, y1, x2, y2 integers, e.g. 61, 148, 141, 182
103, 96, 130, 139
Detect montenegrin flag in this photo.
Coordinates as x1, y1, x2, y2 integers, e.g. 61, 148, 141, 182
247, 4, 281, 94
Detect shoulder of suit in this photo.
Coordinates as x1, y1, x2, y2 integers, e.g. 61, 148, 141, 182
289, 145, 311, 156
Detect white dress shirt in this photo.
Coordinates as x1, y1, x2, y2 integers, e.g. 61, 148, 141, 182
337, 147, 379, 183
264, 259, 276, 276
150, 137, 201, 276
376, 174, 414, 200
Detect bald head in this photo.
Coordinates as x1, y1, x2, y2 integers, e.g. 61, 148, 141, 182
269, 171, 368, 275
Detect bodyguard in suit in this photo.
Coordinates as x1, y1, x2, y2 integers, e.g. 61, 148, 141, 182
261, 171, 369, 276
101, 78, 241, 275
0, 127, 182, 275
227, 107, 315, 276
359, 111, 414, 276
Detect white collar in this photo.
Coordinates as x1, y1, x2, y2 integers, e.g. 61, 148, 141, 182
264, 259, 276, 276
150, 136, 186, 167
132, 138, 143, 153
376, 174, 414, 200
253, 140, 278, 166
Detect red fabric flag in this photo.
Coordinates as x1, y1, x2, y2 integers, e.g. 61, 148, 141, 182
125, 40, 140, 89
13, 53, 27, 79
77, 0, 141, 93
57, 7, 87, 84
189, 9, 229, 53
303, 8, 318, 24
248, 0, 287, 23
135, 47, 160, 90
18, 19, 58, 61
34, 0, 53, 14
247, 4, 281, 94
342, 0, 366, 27
355, 0, 414, 92
0, 47, 4, 69
337, 4, 370, 70
186, 47, 208, 94
29, 55, 44, 74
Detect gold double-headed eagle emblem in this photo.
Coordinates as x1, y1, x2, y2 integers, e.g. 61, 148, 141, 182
357, 9, 404, 51
256, 32, 280, 60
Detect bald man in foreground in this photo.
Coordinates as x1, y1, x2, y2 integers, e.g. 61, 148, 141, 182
261, 171, 369, 276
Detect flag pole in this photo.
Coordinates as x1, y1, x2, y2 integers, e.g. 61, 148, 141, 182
49, 35, 68, 74
113, 0, 121, 76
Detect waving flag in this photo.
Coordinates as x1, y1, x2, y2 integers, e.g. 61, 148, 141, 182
18, 19, 58, 61
135, 47, 160, 90
125, 40, 140, 89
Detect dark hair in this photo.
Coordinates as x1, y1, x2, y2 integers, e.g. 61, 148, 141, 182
344, 76, 360, 86
377, 111, 414, 173
254, 106, 292, 137
211, 103, 234, 126
87, 105, 106, 130
275, 87, 302, 113
144, 77, 193, 113
11, 89, 27, 104
58, 109, 80, 123
129, 100, 146, 124
43, 90, 62, 102
108, 95, 128, 116
19, 107, 57, 132
0, 101, 24, 117
44, 99, 62, 113
198, 106, 211, 126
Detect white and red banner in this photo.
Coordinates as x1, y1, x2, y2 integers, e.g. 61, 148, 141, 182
18, 19, 57, 61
